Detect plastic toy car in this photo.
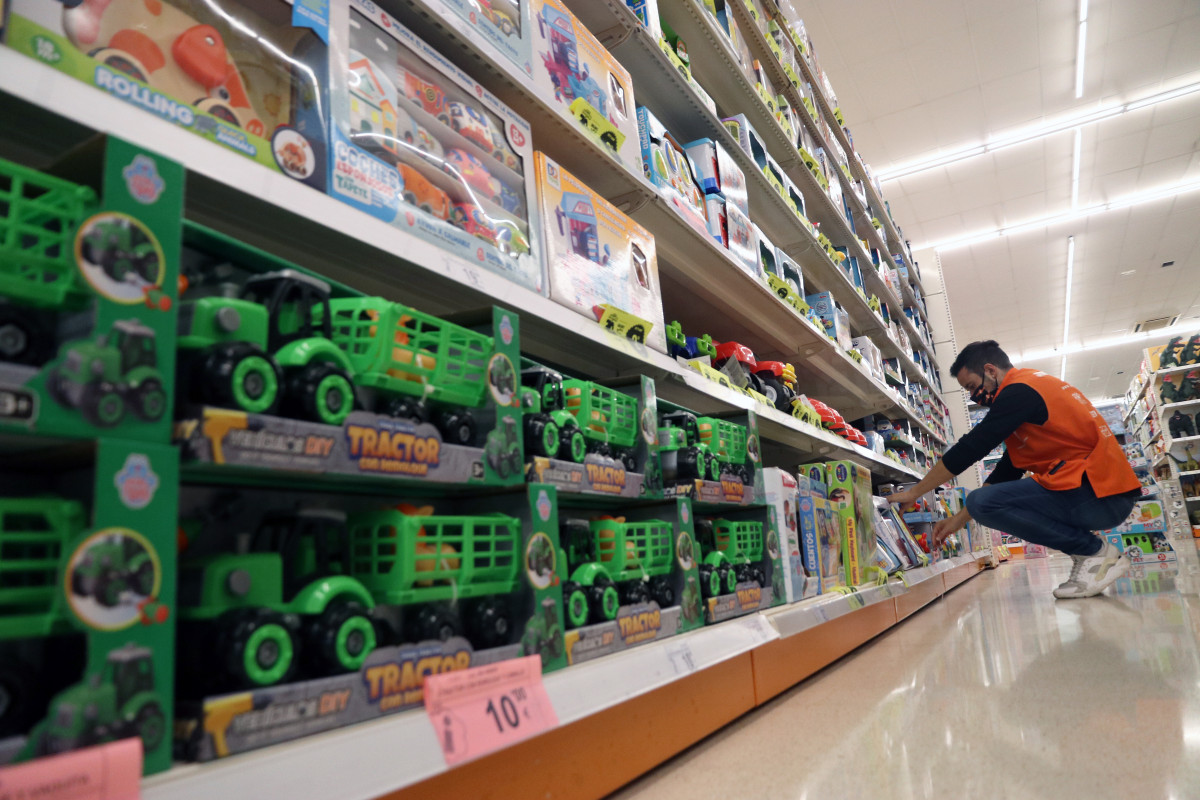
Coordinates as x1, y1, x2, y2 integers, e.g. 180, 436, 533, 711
489, 128, 521, 171
755, 361, 797, 412
451, 202, 499, 246
496, 182, 524, 215
444, 149, 503, 203
712, 340, 766, 395
495, 222, 531, 256
400, 68, 448, 120
446, 101, 495, 150
397, 164, 452, 220
475, 0, 518, 36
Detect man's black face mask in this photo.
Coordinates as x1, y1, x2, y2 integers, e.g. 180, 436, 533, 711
971, 373, 998, 407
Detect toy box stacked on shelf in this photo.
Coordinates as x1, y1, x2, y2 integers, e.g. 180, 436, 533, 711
557, 495, 704, 665
1101, 496, 1176, 564
762, 468, 815, 601
173, 223, 526, 487
795, 470, 843, 593
656, 401, 762, 504
173, 482, 568, 761
805, 292, 852, 352
533, 152, 666, 351
824, 460, 879, 585
637, 106, 711, 238
693, 502, 784, 623
420, 0, 532, 77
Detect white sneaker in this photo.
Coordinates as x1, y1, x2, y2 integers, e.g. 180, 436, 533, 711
1053, 542, 1131, 599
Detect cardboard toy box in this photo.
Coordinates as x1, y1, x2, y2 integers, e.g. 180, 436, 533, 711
725, 201, 760, 278
806, 291, 852, 351
559, 496, 704, 664
0, 137, 183, 443
419, 0, 533, 77
174, 483, 568, 761
825, 460, 877, 586
637, 106, 710, 237
530, 0, 640, 172
694, 502, 785, 622
657, 401, 762, 504
796, 478, 842, 593
762, 468, 809, 602
533, 153, 667, 352
522, 366, 662, 498
683, 138, 749, 216
332, 1, 544, 292
0, 439, 179, 775
173, 223, 526, 487
5, 0, 328, 188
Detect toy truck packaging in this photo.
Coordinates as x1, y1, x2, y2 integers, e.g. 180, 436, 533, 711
0, 439, 179, 775
657, 401, 762, 504
332, 1, 544, 292
0, 138, 183, 443
796, 477, 842, 593
530, 0, 640, 171
414, 0, 533, 78
637, 107, 710, 237
762, 468, 810, 602
825, 460, 877, 586
533, 153, 667, 352
522, 365, 663, 498
559, 497, 703, 664
6, 0, 328, 189
173, 223, 526, 486
173, 482, 567, 761
694, 504, 784, 623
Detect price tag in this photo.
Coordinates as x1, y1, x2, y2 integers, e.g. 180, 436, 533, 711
665, 641, 696, 675
424, 655, 557, 766
0, 738, 141, 800
738, 613, 779, 644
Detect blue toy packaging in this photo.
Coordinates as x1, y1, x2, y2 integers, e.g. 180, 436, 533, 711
637, 107, 710, 236
683, 138, 749, 216
806, 291, 851, 350
797, 478, 843, 592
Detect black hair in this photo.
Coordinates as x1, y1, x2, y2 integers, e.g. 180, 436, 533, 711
949, 340, 1013, 378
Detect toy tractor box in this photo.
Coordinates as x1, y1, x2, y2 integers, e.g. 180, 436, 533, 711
693, 503, 784, 623
796, 477, 842, 593
173, 482, 567, 761
411, 0, 533, 78
6, 0, 328, 190
522, 365, 662, 499
762, 468, 809, 602
825, 460, 877, 586
533, 153, 667, 353
656, 400, 762, 504
529, 0, 640, 173
0, 438, 179, 775
172, 223, 525, 486
329, 1, 544, 293
558, 497, 703, 665
636, 106, 710, 238
0, 138, 183, 443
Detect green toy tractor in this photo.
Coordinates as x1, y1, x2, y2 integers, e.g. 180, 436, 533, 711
559, 517, 675, 628
693, 518, 765, 598
562, 380, 640, 471
659, 410, 751, 484
484, 416, 523, 478
70, 532, 154, 608
80, 217, 160, 286
45, 318, 167, 427
519, 364, 588, 462
519, 598, 563, 664
22, 644, 165, 758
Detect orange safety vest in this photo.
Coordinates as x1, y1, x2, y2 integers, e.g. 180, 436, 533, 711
997, 368, 1140, 497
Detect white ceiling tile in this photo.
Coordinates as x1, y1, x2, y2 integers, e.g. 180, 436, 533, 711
906, 29, 980, 103
1144, 117, 1200, 162
889, 0, 971, 48
1092, 128, 1151, 176
925, 90, 989, 148
969, 4, 1042, 83
996, 160, 1046, 198
1099, 26, 1176, 98
1164, 17, 1200, 80
980, 69, 1045, 131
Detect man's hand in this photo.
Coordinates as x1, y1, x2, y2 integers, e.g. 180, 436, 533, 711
932, 509, 970, 546
887, 488, 918, 507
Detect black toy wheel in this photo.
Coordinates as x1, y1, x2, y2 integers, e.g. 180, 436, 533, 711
438, 410, 476, 446
676, 447, 701, 481
756, 374, 784, 409
383, 396, 429, 424
133, 560, 155, 596
621, 579, 651, 606
81, 381, 126, 428
698, 565, 720, 598
525, 414, 560, 459
735, 563, 752, 584
561, 425, 587, 463
199, 341, 283, 416
194, 97, 242, 127
749, 566, 766, 588
287, 362, 356, 426
721, 565, 737, 594
220, 609, 299, 688
563, 581, 589, 628
411, 605, 462, 643
746, 371, 766, 397
308, 602, 377, 674
88, 47, 150, 81
132, 378, 167, 422
94, 568, 125, 608
135, 701, 166, 753
0, 661, 34, 738
650, 577, 675, 608
587, 578, 620, 623
0, 306, 52, 366
468, 598, 512, 649
619, 448, 638, 473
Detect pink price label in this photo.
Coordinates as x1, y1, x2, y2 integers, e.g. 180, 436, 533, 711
424, 655, 557, 766
0, 738, 141, 799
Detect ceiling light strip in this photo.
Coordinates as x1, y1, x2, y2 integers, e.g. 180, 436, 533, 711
1060, 236, 1075, 379
1075, 1, 1088, 98
1012, 323, 1200, 365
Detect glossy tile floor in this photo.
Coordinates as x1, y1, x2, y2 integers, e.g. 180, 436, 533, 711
612, 547, 1200, 800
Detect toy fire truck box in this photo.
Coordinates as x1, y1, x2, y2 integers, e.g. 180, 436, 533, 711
796, 478, 842, 593
725, 201, 760, 278
329, 1, 544, 293
419, 0, 533, 77
657, 401, 762, 505
805, 291, 851, 351
522, 366, 663, 499
637, 107, 710, 237
559, 496, 704, 665
173, 482, 567, 762
173, 224, 526, 487
0, 439, 179, 775
825, 460, 877, 586
533, 153, 667, 352
0, 137, 183, 443
530, 0, 640, 171
762, 468, 809, 602
6, 0, 328, 189
683, 138, 749, 216
694, 503, 785, 623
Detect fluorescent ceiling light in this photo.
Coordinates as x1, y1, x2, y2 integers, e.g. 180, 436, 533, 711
1061, 236, 1075, 379
1075, 1, 1088, 98
1011, 321, 1200, 365
875, 80, 1200, 181
919, 178, 1200, 251
1070, 128, 1082, 208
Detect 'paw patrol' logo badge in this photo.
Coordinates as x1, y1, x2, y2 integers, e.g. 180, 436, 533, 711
122, 156, 164, 204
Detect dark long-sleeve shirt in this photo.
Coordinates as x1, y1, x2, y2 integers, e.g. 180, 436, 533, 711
942, 384, 1047, 484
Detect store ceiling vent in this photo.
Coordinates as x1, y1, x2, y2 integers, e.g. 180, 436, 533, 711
1133, 314, 1179, 333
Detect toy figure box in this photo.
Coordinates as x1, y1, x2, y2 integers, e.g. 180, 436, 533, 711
762, 468, 809, 602
694, 502, 784, 622
172, 223, 526, 487
0, 137, 183, 444
533, 153, 667, 352
657, 400, 762, 504
522, 366, 662, 499
637, 106, 710, 237
6, 0, 328, 189
333, 1, 544, 292
683, 138, 749, 216
796, 478, 842, 593
0, 438, 179, 775
825, 460, 877, 586
174, 482, 567, 761
418, 0, 533, 77
559, 496, 704, 665
530, 0, 640, 171
1109, 500, 1166, 535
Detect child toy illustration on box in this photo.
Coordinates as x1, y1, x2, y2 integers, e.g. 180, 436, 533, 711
555, 192, 608, 264
538, 6, 606, 113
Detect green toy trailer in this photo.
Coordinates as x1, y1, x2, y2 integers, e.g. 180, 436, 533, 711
47, 319, 168, 427
693, 518, 765, 597
562, 380, 640, 470
658, 410, 751, 483
698, 417, 751, 482
559, 517, 675, 628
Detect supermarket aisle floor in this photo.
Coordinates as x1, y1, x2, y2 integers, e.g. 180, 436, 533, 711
611, 551, 1200, 800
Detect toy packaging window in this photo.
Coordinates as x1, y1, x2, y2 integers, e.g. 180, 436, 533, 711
426, 0, 532, 76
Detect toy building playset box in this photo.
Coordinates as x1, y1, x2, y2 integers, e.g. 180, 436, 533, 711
558, 496, 704, 665
762, 468, 813, 602
521, 364, 662, 498
529, 0, 640, 172
5, 0, 329, 190
172, 223, 527, 486
173, 482, 568, 761
333, 0, 544, 292
656, 400, 762, 505
533, 153, 667, 353
796, 475, 843, 593
693, 502, 784, 623
0, 137, 183, 443
0, 439, 179, 775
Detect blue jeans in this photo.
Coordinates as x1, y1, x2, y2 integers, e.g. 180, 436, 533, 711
965, 478, 1137, 556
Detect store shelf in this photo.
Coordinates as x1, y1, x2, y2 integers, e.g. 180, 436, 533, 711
1163, 399, 1200, 413
1168, 435, 1200, 446
1156, 363, 1200, 377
